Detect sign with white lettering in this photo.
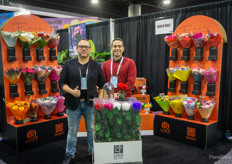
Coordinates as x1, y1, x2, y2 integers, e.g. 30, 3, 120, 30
155, 19, 173, 35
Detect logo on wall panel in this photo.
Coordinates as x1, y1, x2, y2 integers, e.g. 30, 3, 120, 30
114, 145, 123, 160
160, 121, 170, 134
25, 130, 38, 144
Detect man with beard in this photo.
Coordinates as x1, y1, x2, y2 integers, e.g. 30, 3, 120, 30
59, 39, 105, 164
102, 38, 137, 97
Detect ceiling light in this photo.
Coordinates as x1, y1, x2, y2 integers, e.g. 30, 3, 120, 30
91, 0, 99, 4
163, 0, 171, 5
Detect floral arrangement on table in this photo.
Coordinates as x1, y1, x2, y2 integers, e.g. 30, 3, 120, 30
116, 83, 128, 101
168, 95, 187, 117
132, 85, 138, 94
182, 97, 198, 119
94, 98, 142, 142
47, 33, 60, 49
4, 68, 22, 84
204, 32, 221, 47
164, 34, 180, 49
18, 31, 40, 48
55, 95, 65, 116
1, 31, 20, 48
173, 66, 191, 81
4, 98, 30, 124
50, 65, 62, 81
191, 32, 205, 48
138, 84, 148, 90
21, 68, 35, 84
203, 68, 218, 83
177, 33, 193, 48
28, 100, 39, 122
154, 93, 170, 114
196, 96, 216, 122
191, 67, 205, 83
37, 97, 58, 119
34, 65, 52, 82
166, 68, 177, 81
37, 32, 50, 49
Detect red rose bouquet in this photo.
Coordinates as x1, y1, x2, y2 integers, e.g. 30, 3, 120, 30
117, 83, 128, 100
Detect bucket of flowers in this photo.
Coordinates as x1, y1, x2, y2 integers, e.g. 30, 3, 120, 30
168, 95, 187, 117
47, 33, 60, 61
191, 32, 205, 61
1, 31, 20, 61
138, 84, 148, 95
49, 65, 62, 93
164, 34, 180, 61
36, 32, 50, 61
55, 95, 65, 116
37, 96, 58, 119
154, 93, 170, 115
21, 67, 35, 96
191, 67, 205, 95
177, 33, 193, 61
203, 68, 218, 97
182, 97, 198, 120
4, 67, 22, 98
205, 32, 221, 61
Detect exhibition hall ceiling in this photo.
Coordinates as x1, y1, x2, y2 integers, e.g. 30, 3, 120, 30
9, 0, 225, 18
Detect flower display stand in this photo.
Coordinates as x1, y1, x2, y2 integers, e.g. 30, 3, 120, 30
155, 15, 227, 149
0, 15, 67, 152
93, 140, 143, 164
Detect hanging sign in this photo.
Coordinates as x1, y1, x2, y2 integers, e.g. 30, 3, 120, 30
155, 18, 173, 35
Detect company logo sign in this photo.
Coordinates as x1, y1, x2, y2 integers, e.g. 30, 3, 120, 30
114, 145, 123, 160
55, 123, 64, 136
186, 126, 196, 141
160, 121, 170, 134
25, 130, 38, 143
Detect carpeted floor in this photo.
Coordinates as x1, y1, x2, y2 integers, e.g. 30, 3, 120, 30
0, 135, 231, 164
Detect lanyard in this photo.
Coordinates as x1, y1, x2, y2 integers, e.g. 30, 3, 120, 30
111, 56, 124, 77
79, 64, 89, 78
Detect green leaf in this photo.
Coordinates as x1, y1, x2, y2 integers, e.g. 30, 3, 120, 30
135, 115, 141, 123
114, 108, 119, 115
108, 112, 113, 119
124, 135, 130, 140
95, 124, 101, 131
96, 58, 105, 62
96, 131, 103, 137
89, 40, 96, 54
105, 131, 110, 138
106, 138, 112, 142
125, 113, 131, 121
117, 118, 122, 125
104, 108, 109, 115
116, 132, 122, 138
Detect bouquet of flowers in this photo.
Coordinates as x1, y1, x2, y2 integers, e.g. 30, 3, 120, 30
116, 83, 128, 100
166, 68, 177, 81
197, 96, 216, 122
203, 68, 218, 83
177, 33, 193, 48
168, 95, 187, 117
1, 31, 20, 48
4, 98, 30, 124
21, 68, 35, 84
55, 95, 65, 116
50, 65, 62, 81
34, 65, 52, 82
138, 84, 148, 90
47, 33, 60, 49
28, 100, 39, 122
182, 97, 198, 119
37, 32, 50, 48
4, 68, 22, 84
154, 93, 170, 114
204, 32, 221, 47
37, 97, 58, 119
191, 32, 205, 48
191, 67, 205, 83
18, 31, 39, 48
132, 85, 138, 94
164, 34, 180, 49
173, 66, 191, 81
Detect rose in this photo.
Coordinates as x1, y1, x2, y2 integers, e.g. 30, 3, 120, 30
118, 83, 127, 90
122, 102, 131, 111
94, 103, 103, 111
113, 102, 121, 110
104, 103, 113, 111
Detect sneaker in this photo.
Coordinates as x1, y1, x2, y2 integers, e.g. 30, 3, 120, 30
62, 156, 73, 164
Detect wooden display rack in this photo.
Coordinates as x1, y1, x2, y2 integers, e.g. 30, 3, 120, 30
154, 15, 227, 149
0, 15, 67, 152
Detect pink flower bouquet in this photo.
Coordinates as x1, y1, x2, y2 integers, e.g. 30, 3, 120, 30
191, 32, 205, 48
197, 96, 216, 122
50, 65, 62, 81
21, 68, 35, 84
34, 65, 52, 82
47, 33, 60, 49
164, 34, 180, 49
55, 95, 65, 116
203, 68, 218, 83
183, 97, 198, 119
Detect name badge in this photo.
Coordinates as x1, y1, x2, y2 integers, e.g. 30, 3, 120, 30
110, 76, 118, 88
81, 77, 87, 90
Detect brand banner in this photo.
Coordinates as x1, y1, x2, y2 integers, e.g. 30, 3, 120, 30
43, 17, 98, 30
0, 12, 13, 27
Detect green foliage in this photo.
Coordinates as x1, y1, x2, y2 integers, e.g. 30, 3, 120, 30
89, 40, 111, 62
58, 49, 74, 66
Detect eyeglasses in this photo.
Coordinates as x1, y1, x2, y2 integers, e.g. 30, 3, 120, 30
77, 45, 91, 49
112, 45, 123, 48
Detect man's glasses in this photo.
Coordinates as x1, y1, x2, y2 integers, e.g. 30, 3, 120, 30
78, 45, 91, 49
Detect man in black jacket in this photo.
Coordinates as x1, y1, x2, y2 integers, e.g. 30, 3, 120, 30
59, 39, 105, 164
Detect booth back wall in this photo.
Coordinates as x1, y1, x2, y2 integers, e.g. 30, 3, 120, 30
114, 0, 232, 131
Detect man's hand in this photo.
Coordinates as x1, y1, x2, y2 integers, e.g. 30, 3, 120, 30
72, 86, 81, 97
